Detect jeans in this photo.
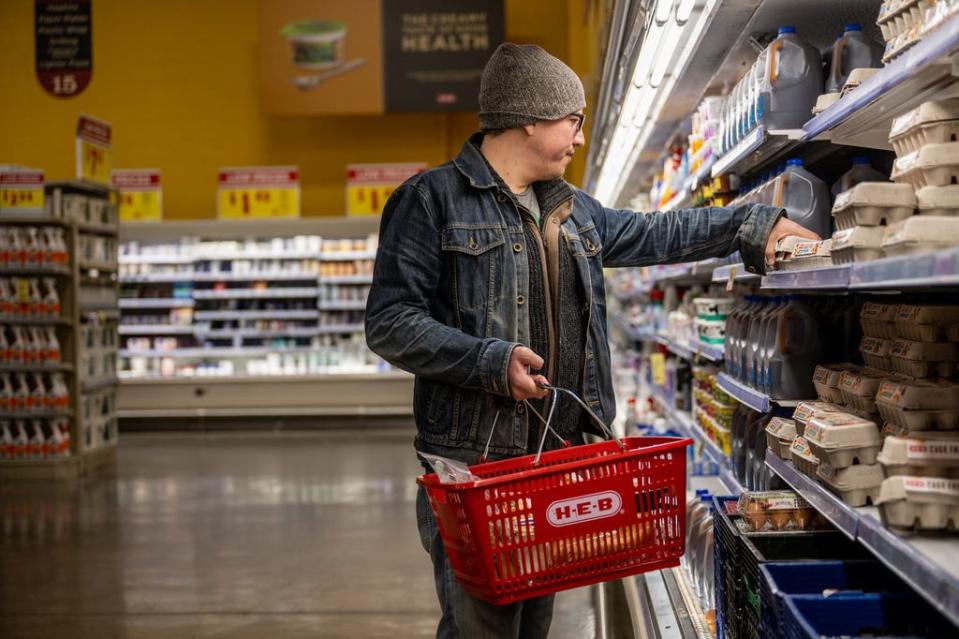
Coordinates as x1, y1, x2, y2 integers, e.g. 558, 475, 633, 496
416, 486, 555, 638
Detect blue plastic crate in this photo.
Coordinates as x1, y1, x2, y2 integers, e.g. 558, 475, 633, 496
759, 561, 906, 639
782, 592, 956, 639
713, 496, 741, 639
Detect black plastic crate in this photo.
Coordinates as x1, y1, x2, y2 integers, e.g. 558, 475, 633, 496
713, 496, 742, 639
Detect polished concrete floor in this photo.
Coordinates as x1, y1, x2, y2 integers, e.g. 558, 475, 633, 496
0, 430, 597, 638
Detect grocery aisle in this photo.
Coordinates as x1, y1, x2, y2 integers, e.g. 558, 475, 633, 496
0, 429, 595, 638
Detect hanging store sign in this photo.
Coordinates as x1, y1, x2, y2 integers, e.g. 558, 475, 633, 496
75, 114, 112, 186
35, 0, 93, 98
0, 169, 45, 215
259, 0, 503, 115
112, 169, 162, 222
346, 163, 426, 215
217, 166, 301, 219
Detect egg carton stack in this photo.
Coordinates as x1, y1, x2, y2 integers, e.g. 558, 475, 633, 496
879, 0, 959, 65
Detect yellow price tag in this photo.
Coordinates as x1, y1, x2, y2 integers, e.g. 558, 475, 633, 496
79, 139, 112, 185
651, 353, 667, 386
218, 186, 299, 219
0, 187, 44, 210
118, 190, 162, 222
346, 184, 397, 216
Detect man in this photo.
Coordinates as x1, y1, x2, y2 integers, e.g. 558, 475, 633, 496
365, 43, 817, 638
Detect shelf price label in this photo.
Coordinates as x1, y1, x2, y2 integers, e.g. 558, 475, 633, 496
112, 169, 162, 222
217, 166, 300, 219
650, 353, 667, 386
75, 114, 112, 186
0, 169, 45, 213
346, 163, 426, 216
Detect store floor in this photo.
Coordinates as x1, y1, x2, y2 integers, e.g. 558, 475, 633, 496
1, 430, 597, 638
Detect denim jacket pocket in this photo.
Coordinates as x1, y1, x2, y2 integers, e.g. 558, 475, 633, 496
566, 223, 603, 258
440, 225, 504, 314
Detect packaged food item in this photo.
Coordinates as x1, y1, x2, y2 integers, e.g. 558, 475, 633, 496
737, 491, 816, 531
876, 378, 959, 431
773, 235, 807, 270
860, 302, 899, 339
859, 337, 893, 371
41, 278, 59, 318
889, 338, 959, 378
48, 373, 69, 412
812, 364, 857, 404
830, 226, 885, 263
889, 99, 959, 156
878, 433, 959, 478
793, 401, 846, 436
830, 182, 915, 229
917, 184, 959, 216
62, 194, 88, 222
804, 412, 883, 468
765, 417, 797, 459
781, 239, 833, 271
693, 297, 734, 318
789, 436, 820, 477
876, 475, 959, 531
817, 461, 884, 506
838, 368, 886, 413
895, 304, 959, 342
882, 215, 959, 256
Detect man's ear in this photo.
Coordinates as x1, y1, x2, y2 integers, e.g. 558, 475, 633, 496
521, 123, 536, 137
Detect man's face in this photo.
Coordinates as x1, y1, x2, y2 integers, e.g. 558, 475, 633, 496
526, 112, 586, 180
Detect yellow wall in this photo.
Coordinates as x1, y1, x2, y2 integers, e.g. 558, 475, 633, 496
1, 0, 596, 219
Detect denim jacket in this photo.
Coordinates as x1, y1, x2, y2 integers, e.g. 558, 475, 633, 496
365, 133, 784, 463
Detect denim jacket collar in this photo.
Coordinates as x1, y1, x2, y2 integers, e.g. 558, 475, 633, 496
454, 132, 575, 214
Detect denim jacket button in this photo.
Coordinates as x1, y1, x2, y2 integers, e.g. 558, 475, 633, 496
497, 194, 507, 203
516, 295, 526, 305
517, 403, 526, 414
747, 265, 756, 273
512, 243, 523, 253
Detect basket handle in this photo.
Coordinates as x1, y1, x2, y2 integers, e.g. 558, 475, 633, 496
533, 383, 626, 465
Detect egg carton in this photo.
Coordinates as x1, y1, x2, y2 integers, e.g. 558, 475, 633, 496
839, 368, 887, 413
817, 462, 884, 507
778, 239, 833, 271
882, 215, 959, 257
878, 433, 959, 477
804, 413, 883, 469
765, 417, 797, 460
831, 183, 916, 229
812, 92, 840, 115
882, 25, 923, 65
860, 337, 894, 371
877, 475, 959, 531
921, 0, 959, 37
877, 401, 959, 431
878, 0, 935, 43
860, 302, 900, 339
840, 68, 881, 97
737, 491, 817, 532
889, 99, 959, 156
789, 436, 820, 477
892, 142, 959, 189
813, 363, 856, 404
830, 226, 886, 264
917, 184, 959, 215
793, 401, 847, 436
895, 304, 959, 342
876, 378, 959, 409
889, 338, 959, 378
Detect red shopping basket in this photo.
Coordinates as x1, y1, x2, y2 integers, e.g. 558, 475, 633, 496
417, 434, 693, 605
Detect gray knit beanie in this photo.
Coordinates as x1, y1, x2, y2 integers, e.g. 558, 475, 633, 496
479, 43, 586, 132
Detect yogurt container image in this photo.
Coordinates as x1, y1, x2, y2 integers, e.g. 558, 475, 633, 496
281, 20, 347, 70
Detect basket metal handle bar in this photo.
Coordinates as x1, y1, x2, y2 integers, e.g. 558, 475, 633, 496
533, 383, 626, 465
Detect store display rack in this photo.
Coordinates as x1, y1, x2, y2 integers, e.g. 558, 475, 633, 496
1, 181, 119, 482
766, 451, 959, 627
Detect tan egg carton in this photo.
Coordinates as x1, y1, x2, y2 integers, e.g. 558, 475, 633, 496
804, 412, 883, 469
766, 417, 798, 460
830, 226, 886, 264
895, 304, 959, 342
878, 0, 936, 43
737, 491, 817, 532
889, 99, 959, 156
816, 461, 884, 507
889, 338, 959, 378
780, 239, 833, 271
860, 302, 899, 339
876, 475, 959, 531
891, 143, 959, 189
882, 215, 959, 256
773, 235, 806, 270
877, 432, 959, 478
839, 368, 887, 413
793, 400, 847, 436
917, 185, 959, 216
841, 68, 880, 97
860, 337, 894, 371
831, 183, 916, 229
875, 378, 959, 431
813, 364, 858, 404
812, 93, 840, 115
789, 436, 820, 477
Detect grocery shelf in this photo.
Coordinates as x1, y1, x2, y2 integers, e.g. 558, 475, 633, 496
716, 372, 802, 412
850, 247, 959, 289
0, 215, 70, 226
0, 410, 71, 419
654, 334, 724, 363
119, 346, 316, 358
118, 324, 195, 335
711, 263, 761, 285
78, 261, 118, 272
190, 271, 319, 282
82, 377, 118, 392
316, 323, 365, 335
711, 126, 804, 179
193, 310, 317, 321
193, 250, 322, 261
118, 298, 194, 309
322, 274, 373, 284
119, 254, 193, 265
0, 363, 73, 373
319, 251, 376, 262
0, 316, 71, 326
0, 266, 71, 276
761, 265, 851, 290
318, 300, 367, 311
119, 272, 196, 283
765, 450, 959, 628
77, 221, 119, 237
197, 328, 319, 339
193, 287, 319, 300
